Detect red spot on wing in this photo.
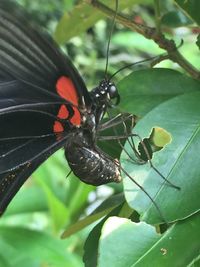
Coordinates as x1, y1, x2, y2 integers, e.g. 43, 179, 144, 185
70, 107, 81, 125
57, 105, 69, 119
53, 121, 64, 133
56, 76, 79, 106
56, 76, 81, 126
53, 105, 69, 133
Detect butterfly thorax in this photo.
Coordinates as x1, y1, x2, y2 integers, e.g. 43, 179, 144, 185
89, 79, 120, 125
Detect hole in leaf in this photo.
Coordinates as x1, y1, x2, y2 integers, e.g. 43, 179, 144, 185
138, 127, 172, 162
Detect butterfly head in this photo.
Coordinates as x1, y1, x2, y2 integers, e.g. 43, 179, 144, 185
93, 79, 120, 107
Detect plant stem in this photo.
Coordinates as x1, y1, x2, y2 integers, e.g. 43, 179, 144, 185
154, 0, 161, 33
88, 0, 200, 80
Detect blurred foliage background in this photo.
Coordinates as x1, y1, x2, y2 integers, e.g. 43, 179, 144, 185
0, 0, 199, 266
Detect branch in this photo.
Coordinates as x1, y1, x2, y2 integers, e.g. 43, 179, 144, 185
88, 0, 200, 80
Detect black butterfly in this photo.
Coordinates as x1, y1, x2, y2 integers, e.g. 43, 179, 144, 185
0, 3, 124, 214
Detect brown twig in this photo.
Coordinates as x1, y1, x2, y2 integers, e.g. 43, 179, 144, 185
88, 0, 200, 80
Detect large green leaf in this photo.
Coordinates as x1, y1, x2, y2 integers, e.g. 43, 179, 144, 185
118, 68, 200, 116
97, 213, 200, 267
121, 91, 200, 224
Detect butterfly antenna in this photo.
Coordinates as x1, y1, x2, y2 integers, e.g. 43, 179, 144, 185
104, 0, 119, 79
109, 54, 167, 80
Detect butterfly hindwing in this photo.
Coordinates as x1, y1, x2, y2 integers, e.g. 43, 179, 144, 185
0, 134, 68, 213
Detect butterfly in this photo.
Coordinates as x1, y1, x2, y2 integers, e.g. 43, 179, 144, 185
0, 3, 125, 214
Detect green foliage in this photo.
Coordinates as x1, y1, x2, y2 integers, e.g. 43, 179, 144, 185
97, 213, 200, 267
54, 0, 142, 44
122, 89, 200, 224
0, 0, 200, 267
118, 68, 200, 116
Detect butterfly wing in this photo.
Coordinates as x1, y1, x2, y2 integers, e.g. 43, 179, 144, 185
0, 5, 92, 108
0, 79, 70, 212
0, 134, 68, 214
0, 3, 91, 212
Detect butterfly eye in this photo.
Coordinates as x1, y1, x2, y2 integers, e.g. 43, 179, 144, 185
109, 84, 117, 98
108, 84, 120, 105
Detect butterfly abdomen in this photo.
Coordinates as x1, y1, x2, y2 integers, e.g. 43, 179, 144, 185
65, 130, 121, 186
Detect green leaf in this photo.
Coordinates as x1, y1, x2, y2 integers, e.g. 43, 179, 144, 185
54, 1, 145, 44
118, 68, 200, 116
121, 91, 200, 224
34, 149, 69, 203
83, 204, 124, 267
188, 255, 200, 267
4, 186, 47, 216
0, 226, 82, 267
0, 237, 28, 267
62, 193, 125, 238
161, 10, 193, 27
97, 213, 200, 267
0, 259, 11, 267
37, 177, 70, 231
66, 177, 94, 222
175, 0, 200, 25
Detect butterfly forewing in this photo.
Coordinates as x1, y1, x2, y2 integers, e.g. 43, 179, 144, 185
0, 5, 91, 107
0, 3, 93, 212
